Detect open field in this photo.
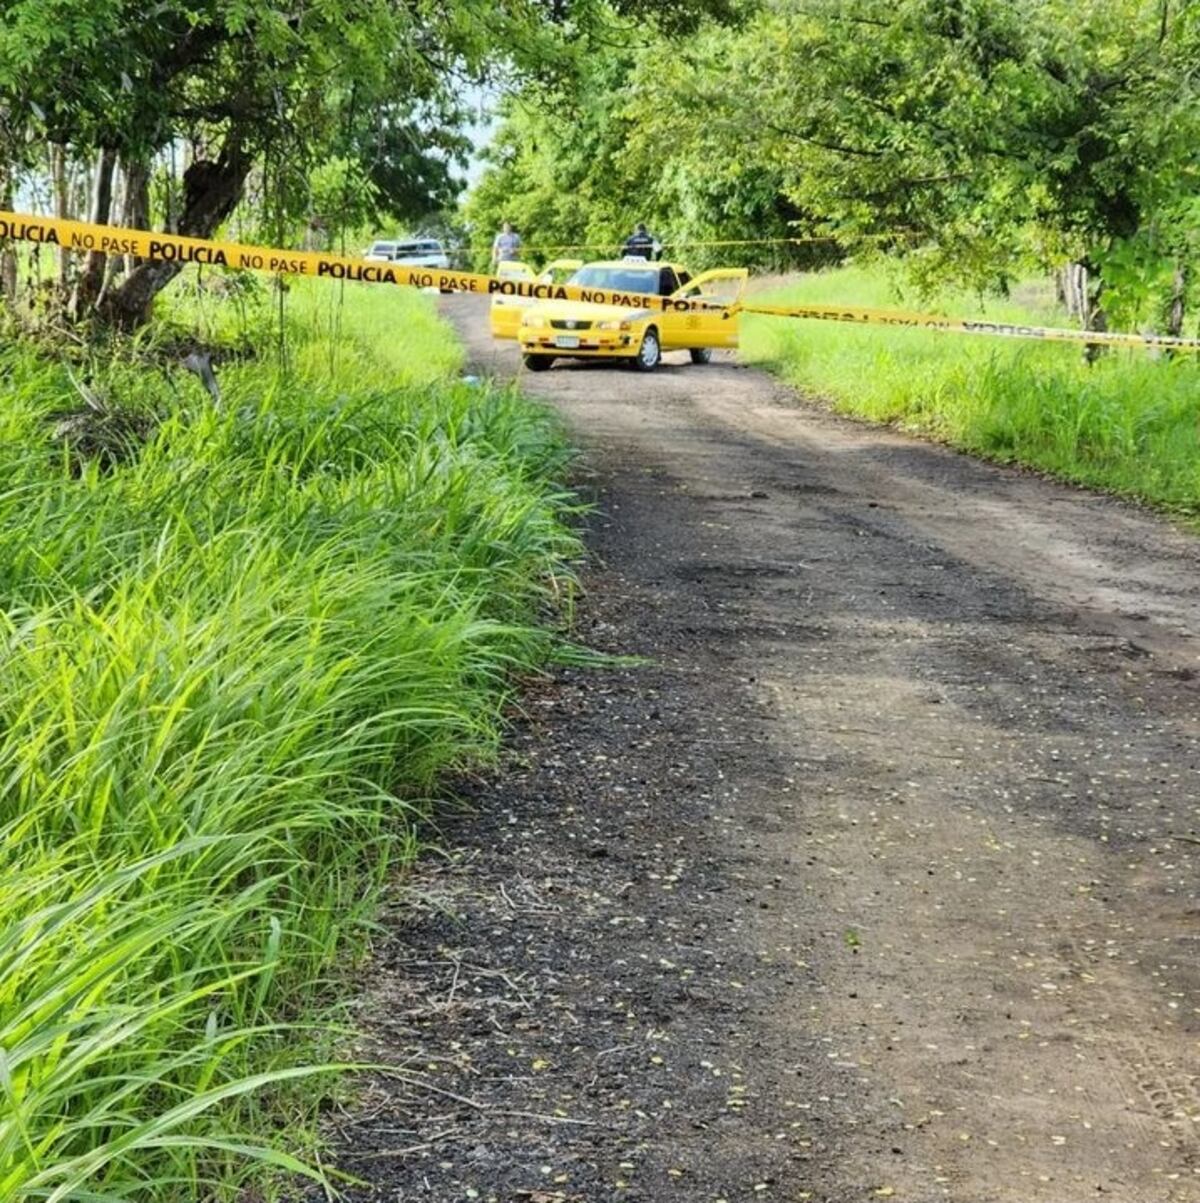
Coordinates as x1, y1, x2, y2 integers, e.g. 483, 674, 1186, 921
0, 282, 579, 1201
743, 265, 1200, 511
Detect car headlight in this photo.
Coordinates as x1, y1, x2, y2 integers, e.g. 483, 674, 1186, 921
596, 318, 632, 331
524, 314, 548, 329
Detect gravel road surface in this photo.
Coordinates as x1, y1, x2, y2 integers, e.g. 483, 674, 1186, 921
318, 297, 1200, 1203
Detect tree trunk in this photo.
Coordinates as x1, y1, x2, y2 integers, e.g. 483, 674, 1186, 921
1063, 262, 1088, 322
70, 159, 89, 223
121, 156, 150, 273
0, 151, 18, 306
50, 143, 72, 293
1082, 264, 1107, 364
0, 166, 16, 305
71, 147, 118, 315
1167, 264, 1186, 338
94, 171, 125, 312
100, 135, 250, 330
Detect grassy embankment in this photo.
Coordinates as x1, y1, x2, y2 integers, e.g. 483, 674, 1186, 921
743, 265, 1200, 511
0, 278, 580, 1200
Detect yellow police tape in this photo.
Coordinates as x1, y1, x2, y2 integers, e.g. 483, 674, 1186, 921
738, 300, 1200, 352
3, 209, 1199, 353
0, 210, 724, 316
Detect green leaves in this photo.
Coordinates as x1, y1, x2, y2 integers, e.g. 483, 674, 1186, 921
471, 0, 1200, 304
467, 19, 812, 272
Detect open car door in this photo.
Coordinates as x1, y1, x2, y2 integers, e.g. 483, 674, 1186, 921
663, 268, 749, 349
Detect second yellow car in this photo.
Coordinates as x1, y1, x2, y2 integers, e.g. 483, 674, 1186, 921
489, 258, 584, 340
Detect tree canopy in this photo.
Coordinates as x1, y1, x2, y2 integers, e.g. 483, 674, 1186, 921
468, 0, 1200, 330
0, 0, 737, 323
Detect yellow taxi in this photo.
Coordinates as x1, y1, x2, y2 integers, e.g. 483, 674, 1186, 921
489, 258, 584, 339
517, 259, 748, 371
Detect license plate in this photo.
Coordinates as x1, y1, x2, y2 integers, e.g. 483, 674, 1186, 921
554, 335, 580, 349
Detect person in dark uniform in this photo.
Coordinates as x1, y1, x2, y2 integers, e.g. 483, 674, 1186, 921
622, 222, 660, 260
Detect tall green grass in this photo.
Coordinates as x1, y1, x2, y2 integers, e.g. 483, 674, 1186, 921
743, 265, 1200, 510
0, 280, 580, 1199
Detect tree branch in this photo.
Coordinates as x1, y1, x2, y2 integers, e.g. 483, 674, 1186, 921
762, 118, 886, 158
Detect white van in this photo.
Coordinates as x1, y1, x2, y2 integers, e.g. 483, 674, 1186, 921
364, 238, 450, 268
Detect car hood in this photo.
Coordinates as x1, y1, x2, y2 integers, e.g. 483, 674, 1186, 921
523, 300, 653, 323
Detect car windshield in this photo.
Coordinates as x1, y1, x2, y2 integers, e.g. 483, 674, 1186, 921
568, 265, 659, 294
369, 242, 395, 255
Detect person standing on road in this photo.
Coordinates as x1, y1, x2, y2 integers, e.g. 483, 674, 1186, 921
491, 220, 522, 266
622, 222, 660, 260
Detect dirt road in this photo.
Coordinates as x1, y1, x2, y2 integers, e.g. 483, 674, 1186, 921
323, 298, 1200, 1202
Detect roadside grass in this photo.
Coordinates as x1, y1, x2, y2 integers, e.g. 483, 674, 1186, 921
161, 270, 464, 385
0, 279, 580, 1200
742, 264, 1200, 511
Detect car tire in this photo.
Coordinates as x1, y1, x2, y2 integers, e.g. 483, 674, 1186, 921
633, 326, 661, 372
523, 354, 555, 372
689, 347, 713, 365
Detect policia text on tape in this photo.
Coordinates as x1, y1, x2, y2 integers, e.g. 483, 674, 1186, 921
4, 210, 1200, 353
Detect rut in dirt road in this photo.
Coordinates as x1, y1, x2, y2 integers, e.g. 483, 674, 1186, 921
316, 297, 1200, 1203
